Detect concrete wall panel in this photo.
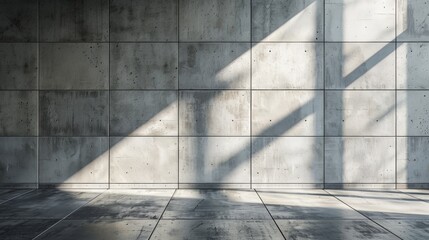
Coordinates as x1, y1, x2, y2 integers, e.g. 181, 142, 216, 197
179, 137, 250, 184
40, 43, 108, 90
110, 137, 178, 184
325, 43, 395, 89
252, 43, 323, 89
0, 91, 37, 136
179, 43, 250, 89
397, 91, 429, 136
252, 0, 323, 42
397, 43, 429, 89
0, 0, 37, 42
398, 0, 429, 41
325, 0, 395, 41
252, 91, 323, 136
110, 0, 178, 42
110, 91, 178, 136
0, 43, 37, 90
179, 0, 250, 41
325, 137, 395, 184
39, 91, 108, 136
39, 0, 109, 42
39, 137, 109, 184
110, 43, 178, 90
0, 137, 37, 184
397, 137, 429, 183
179, 91, 250, 136
252, 137, 323, 184
325, 91, 395, 136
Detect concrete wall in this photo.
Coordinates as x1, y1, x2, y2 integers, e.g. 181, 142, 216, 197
0, 0, 428, 189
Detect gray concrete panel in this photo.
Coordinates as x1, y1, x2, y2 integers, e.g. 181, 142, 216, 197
179, 43, 250, 89
0, 0, 37, 42
110, 91, 178, 136
40, 43, 109, 90
39, 0, 109, 42
39, 91, 108, 136
110, 43, 178, 90
0, 91, 37, 136
110, 0, 178, 41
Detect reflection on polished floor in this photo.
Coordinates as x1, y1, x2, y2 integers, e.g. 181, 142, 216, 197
0, 189, 428, 239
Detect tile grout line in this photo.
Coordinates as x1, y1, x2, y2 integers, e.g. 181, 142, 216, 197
398, 190, 429, 204
250, 0, 253, 190
323, 0, 326, 189
323, 190, 403, 240
177, 0, 180, 190
108, 0, 111, 190
36, 0, 40, 190
32, 189, 107, 240
254, 189, 287, 240
148, 188, 177, 239
394, 0, 398, 190
0, 189, 35, 205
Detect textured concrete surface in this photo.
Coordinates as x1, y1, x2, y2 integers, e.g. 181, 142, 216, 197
252, 0, 323, 42
110, 43, 178, 90
68, 190, 174, 220
110, 91, 178, 136
179, 91, 250, 136
151, 220, 284, 239
397, 91, 429, 136
2, 189, 428, 239
179, 43, 250, 89
39, 91, 108, 136
0, 0, 37, 42
277, 220, 398, 240
257, 189, 364, 220
40, 43, 109, 90
397, 137, 429, 184
0, 91, 37, 136
179, 137, 250, 185
110, 0, 178, 42
0, 43, 37, 90
1, 0, 429, 189
327, 189, 429, 219
325, 91, 395, 136
398, 0, 429, 41
325, 0, 395, 41
252, 91, 323, 136
110, 137, 178, 185
325, 137, 395, 184
252, 137, 324, 184
325, 43, 395, 89
252, 43, 323, 89
397, 43, 429, 89
37, 220, 156, 240
179, 0, 250, 41
39, 137, 109, 185
39, 0, 109, 42
0, 138, 37, 185
162, 190, 271, 220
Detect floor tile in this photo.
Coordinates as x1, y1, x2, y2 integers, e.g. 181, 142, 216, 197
277, 220, 399, 240
0, 189, 101, 219
0, 219, 57, 240
151, 220, 284, 240
162, 190, 271, 220
328, 190, 429, 220
400, 189, 429, 202
377, 220, 429, 239
37, 220, 156, 240
0, 189, 32, 203
257, 189, 364, 220
68, 190, 174, 220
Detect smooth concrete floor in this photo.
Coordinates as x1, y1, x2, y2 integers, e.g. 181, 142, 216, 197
0, 189, 428, 239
